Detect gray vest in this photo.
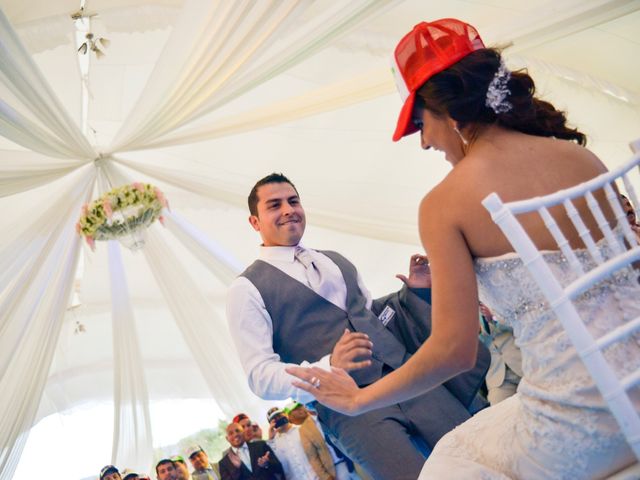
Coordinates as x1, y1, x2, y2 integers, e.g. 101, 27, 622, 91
241, 250, 410, 386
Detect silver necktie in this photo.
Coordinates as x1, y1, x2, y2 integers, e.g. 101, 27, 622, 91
294, 246, 323, 293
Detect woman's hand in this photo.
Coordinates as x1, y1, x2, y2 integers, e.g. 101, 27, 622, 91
286, 365, 365, 416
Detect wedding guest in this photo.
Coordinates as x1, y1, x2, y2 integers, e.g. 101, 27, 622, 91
267, 406, 322, 479
287, 18, 640, 480
621, 194, 640, 241
233, 413, 263, 442
219, 422, 285, 480
285, 402, 359, 480
100, 465, 122, 480
156, 459, 178, 480
171, 456, 191, 480
187, 445, 221, 480
123, 470, 150, 480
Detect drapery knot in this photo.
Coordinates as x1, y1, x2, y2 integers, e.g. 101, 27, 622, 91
94, 154, 113, 167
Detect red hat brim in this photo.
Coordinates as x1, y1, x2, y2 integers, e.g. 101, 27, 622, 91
392, 91, 420, 142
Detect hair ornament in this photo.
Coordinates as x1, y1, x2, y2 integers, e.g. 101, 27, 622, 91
485, 60, 512, 114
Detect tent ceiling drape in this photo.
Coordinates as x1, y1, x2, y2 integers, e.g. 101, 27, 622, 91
1, 0, 639, 477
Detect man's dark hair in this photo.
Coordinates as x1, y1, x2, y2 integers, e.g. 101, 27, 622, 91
248, 173, 298, 216
155, 459, 174, 475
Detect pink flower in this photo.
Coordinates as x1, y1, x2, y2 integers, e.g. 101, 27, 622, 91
133, 182, 145, 193
85, 236, 96, 251
75, 222, 82, 235
158, 215, 165, 226
102, 198, 113, 218
155, 187, 168, 208
81, 203, 89, 216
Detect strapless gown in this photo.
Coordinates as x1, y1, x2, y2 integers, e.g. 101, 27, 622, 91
419, 245, 640, 479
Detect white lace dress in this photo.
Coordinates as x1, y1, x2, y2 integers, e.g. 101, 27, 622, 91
419, 247, 640, 480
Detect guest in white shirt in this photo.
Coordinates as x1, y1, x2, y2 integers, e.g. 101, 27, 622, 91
267, 407, 323, 480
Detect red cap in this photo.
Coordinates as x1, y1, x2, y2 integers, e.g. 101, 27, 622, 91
391, 19, 485, 141
232, 413, 248, 424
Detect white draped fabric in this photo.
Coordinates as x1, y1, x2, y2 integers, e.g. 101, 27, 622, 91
114, 156, 418, 243
108, 241, 154, 474
0, 0, 639, 478
108, 0, 398, 153
0, 9, 94, 159
0, 166, 94, 479
100, 159, 266, 418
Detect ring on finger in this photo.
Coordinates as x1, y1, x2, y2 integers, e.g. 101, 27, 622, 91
310, 376, 321, 388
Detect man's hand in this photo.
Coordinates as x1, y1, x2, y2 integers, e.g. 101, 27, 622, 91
396, 253, 431, 289
330, 329, 373, 371
228, 450, 242, 468
257, 451, 270, 468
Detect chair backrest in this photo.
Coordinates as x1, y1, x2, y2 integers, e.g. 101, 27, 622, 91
482, 149, 640, 460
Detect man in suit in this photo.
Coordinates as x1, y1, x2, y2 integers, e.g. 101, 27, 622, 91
226, 173, 490, 480
219, 422, 284, 480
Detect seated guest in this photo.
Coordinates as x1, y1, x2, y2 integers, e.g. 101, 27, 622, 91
156, 459, 178, 480
478, 303, 522, 405
187, 445, 221, 480
100, 465, 122, 480
285, 402, 358, 480
219, 422, 285, 480
171, 456, 192, 480
233, 412, 263, 442
267, 407, 326, 480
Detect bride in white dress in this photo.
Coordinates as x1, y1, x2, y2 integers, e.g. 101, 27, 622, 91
286, 18, 640, 479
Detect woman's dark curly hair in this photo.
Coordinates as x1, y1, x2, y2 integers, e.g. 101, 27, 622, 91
416, 48, 586, 145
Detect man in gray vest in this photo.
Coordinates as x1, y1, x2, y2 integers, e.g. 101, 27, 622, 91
226, 173, 489, 480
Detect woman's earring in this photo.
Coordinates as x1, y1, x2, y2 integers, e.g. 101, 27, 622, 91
454, 126, 468, 146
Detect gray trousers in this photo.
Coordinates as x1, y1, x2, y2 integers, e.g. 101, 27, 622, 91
315, 386, 471, 480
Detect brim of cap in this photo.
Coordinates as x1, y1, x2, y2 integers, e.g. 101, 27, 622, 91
100, 468, 119, 478
267, 410, 284, 421
392, 91, 419, 142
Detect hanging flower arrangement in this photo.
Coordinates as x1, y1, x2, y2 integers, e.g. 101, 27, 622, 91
76, 182, 169, 251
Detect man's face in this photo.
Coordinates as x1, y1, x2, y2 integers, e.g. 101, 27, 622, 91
226, 423, 245, 448
243, 421, 261, 442
189, 451, 209, 472
249, 182, 305, 247
173, 461, 190, 480
287, 406, 308, 425
103, 474, 121, 480
156, 463, 177, 480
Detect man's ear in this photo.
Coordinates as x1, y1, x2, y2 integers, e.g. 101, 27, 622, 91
248, 215, 260, 232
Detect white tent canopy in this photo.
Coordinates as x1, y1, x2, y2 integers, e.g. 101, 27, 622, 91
1, 0, 639, 478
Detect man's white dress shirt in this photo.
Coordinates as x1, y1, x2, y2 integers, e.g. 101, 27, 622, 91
226, 244, 372, 403
231, 443, 252, 472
